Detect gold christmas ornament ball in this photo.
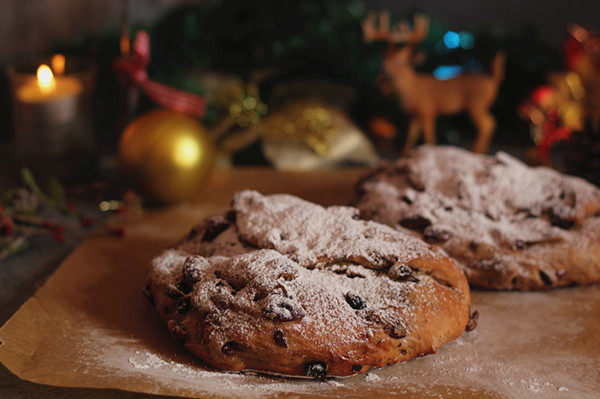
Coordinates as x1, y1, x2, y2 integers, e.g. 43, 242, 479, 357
119, 109, 215, 204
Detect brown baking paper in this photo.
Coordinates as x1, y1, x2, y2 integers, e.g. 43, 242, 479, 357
1, 168, 599, 398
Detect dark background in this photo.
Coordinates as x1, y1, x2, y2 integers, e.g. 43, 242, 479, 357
2, 0, 599, 63
1, 0, 599, 166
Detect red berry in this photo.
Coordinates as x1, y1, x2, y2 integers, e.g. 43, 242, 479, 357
51, 231, 65, 243
0, 216, 14, 235
54, 224, 66, 234
79, 216, 93, 228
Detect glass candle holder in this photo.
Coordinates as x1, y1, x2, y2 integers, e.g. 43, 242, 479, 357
7, 55, 96, 181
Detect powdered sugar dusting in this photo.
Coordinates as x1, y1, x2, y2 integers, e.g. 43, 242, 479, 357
356, 145, 600, 288
147, 190, 468, 376
358, 146, 600, 247
233, 190, 430, 265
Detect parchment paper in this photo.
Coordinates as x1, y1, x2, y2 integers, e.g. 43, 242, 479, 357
1, 168, 599, 398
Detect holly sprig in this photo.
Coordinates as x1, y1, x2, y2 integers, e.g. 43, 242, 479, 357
0, 169, 90, 261
0, 169, 141, 262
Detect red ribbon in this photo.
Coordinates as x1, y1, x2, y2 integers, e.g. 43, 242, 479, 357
538, 121, 572, 164
114, 31, 206, 118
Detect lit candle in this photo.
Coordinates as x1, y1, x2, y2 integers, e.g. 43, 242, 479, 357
16, 64, 82, 103
51, 54, 65, 76
8, 54, 96, 180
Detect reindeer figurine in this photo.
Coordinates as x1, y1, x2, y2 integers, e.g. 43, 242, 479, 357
363, 11, 505, 153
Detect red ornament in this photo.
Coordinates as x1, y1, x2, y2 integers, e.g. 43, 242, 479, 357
369, 117, 398, 139
530, 86, 555, 105
537, 121, 572, 163
564, 35, 586, 70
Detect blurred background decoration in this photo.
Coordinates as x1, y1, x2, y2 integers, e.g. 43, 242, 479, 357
118, 109, 214, 204
361, 11, 505, 154
7, 54, 97, 182
0, 0, 599, 259
520, 23, 600, 167
0, 0, 599, 193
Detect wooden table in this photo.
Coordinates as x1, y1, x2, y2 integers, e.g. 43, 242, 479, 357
0, 168, 362, 398
1, 167, 598, 398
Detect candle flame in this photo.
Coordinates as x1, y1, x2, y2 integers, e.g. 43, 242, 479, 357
51, 54, 65, 76
120, 33, 130, 57
37, 65, 56, 93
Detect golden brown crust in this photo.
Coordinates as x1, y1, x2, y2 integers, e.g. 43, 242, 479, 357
146, 191, 471, 377
355, 145, 600, 290
459, 217, 600, 289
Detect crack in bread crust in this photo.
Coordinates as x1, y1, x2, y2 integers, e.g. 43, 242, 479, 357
146, 191, 471, 377
355, 145, 600, 290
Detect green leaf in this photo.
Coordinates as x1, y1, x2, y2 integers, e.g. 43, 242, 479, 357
20, 168, 43, 197
47, 176, 67, 211
19, 168, 70, 212
0, 236, 31, 262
